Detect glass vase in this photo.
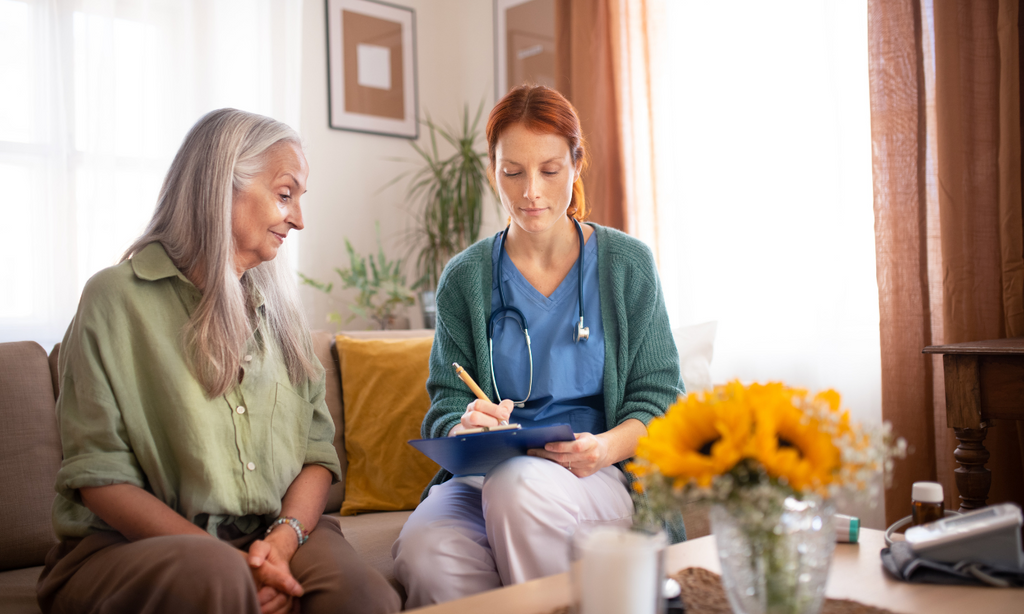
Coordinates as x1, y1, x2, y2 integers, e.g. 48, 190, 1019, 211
709, 497, 836, 614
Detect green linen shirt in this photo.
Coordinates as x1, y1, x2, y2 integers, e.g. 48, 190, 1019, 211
52, 242, 342, 541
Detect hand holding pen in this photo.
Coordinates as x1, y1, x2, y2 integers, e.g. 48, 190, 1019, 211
450, 363, 514, 436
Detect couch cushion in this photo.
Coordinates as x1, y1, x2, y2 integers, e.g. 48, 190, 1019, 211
672, 321, 717, 393
0, 342, 62, 572
47, 344, 60, 404
0, 566, 44, 614
330, 510, 411, 597
337, 334, 439, 516
311, 331, 347, 513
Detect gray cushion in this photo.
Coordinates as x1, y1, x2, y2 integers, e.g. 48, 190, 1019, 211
331, 510, 411, 597
0, 342, 61, 571
0, 566, 44, 614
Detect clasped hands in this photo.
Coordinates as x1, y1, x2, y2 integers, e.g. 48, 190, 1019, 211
244, 526, 303, 614
451, 398, 611, 478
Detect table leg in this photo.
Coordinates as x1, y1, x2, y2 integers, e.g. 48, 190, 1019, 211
953, 427, 991, 511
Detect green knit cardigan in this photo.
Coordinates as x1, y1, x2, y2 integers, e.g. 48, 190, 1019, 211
420, 223, 687, 543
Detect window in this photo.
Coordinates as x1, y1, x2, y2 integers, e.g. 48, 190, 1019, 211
639, 0, 881, 435
0, 0, 302, 346
648, 0, 881, 524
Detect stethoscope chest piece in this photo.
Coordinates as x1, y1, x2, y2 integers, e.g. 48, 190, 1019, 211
574, 317, 589, 343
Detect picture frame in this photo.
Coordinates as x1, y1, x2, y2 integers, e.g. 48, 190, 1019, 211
494, 0, 556, 100
326, 0, 418, 138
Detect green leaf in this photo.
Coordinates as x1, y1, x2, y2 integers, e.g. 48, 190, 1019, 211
317, 222, 418, 329
298, 272, 333, 294
393, 101, 496, 290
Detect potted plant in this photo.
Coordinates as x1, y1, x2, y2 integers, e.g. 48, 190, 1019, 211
394, 103, 497, 327
299, 223, 415, 330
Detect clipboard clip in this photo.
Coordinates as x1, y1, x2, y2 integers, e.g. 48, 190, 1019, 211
458, 423, 522, 435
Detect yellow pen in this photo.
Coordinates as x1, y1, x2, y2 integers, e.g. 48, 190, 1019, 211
453, 362, 509, 425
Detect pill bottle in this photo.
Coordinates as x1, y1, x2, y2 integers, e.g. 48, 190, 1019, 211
911, 481, 944, 526
834, 514, 860, 543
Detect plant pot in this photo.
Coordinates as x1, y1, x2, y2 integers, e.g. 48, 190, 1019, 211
381, 315, 410, 330
709, 497, 836, 614
420, 290, 436, 329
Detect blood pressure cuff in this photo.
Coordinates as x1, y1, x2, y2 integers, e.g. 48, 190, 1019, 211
881, 542, 1024, 588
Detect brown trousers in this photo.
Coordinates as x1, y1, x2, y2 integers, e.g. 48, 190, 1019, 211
36, 517, 401, 614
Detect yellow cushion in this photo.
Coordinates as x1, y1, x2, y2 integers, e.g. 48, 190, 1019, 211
336, 334, 439, 515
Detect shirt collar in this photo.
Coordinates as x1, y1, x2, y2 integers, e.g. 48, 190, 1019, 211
248, 283, 267, 309
130, 241, 267, 308
130, 242, 195, 286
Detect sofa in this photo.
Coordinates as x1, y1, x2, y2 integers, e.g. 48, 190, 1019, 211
0, 329, 436, 613
0, 328, 710, 613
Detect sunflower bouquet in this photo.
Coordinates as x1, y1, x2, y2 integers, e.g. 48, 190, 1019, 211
629, 380, 907, 530
629, 381, 906, 614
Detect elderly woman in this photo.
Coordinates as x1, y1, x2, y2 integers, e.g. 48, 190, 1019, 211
37, 109, 401, 614
392, 86, 685, 607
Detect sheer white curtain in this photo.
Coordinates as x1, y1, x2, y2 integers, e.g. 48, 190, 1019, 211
644, 0, 879, 417
637, 0, 881, 520
0, 0, 303, 347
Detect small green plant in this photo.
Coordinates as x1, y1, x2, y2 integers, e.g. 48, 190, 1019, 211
299, 224, 415, 330
390, 102, 497, 291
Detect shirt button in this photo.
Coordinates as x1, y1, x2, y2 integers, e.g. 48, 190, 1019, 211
246, 462, 256, 471
236, 406, 246, 414
244, 355, 252, 362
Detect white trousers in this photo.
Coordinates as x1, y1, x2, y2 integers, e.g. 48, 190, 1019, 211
392, 456, 634, 608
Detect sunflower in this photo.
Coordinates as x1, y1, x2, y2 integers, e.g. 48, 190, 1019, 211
635, 382, 753, 487
814, 388, 853, 437
628, 380, 906, 519
746, 384, 841, 492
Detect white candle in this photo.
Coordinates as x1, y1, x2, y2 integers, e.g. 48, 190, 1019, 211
571, 527, 666, 614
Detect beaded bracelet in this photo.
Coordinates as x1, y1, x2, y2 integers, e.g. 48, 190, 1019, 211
265, 516, 309, 547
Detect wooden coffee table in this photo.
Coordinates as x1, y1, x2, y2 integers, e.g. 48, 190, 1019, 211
408, 529, 1024, 613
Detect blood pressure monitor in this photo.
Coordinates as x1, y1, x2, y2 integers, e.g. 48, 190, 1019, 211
905, 503, 1024, 570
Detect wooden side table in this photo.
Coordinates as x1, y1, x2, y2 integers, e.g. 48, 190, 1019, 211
923, 338, 1024, 510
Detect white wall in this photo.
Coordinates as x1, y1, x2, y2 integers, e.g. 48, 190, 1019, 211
297, 0, 502, 331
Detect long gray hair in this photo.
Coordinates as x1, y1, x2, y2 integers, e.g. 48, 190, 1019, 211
123, 108, 318, 397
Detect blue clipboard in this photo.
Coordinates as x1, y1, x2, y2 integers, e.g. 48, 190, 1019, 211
408, 423, 575, 476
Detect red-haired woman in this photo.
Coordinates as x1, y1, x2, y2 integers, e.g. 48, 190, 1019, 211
392, 85, 684, 607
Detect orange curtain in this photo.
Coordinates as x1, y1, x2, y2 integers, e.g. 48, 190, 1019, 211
868, 0, 943, 527
554, 0, 627, 231
869, 0, 1024, 525
933, 0, 1024, 513
607, 0, 664, 254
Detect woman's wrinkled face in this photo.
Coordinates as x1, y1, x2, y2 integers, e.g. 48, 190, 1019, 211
494, 122, 579, 236
231, 141, 308, 277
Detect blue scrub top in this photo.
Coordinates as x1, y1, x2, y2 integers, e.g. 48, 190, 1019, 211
489, 229, 606, 435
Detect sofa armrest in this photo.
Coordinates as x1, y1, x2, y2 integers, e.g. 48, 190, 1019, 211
310, 330, 347, 512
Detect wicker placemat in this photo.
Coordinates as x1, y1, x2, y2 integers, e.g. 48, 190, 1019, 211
546, 567, 895, 614
671, 567, 895, 614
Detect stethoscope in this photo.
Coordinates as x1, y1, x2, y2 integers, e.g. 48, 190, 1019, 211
488, 218, 589, 408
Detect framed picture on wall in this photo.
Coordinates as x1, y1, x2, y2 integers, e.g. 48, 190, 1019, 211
494, 0, 556, 100
326, 0, 418, 138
